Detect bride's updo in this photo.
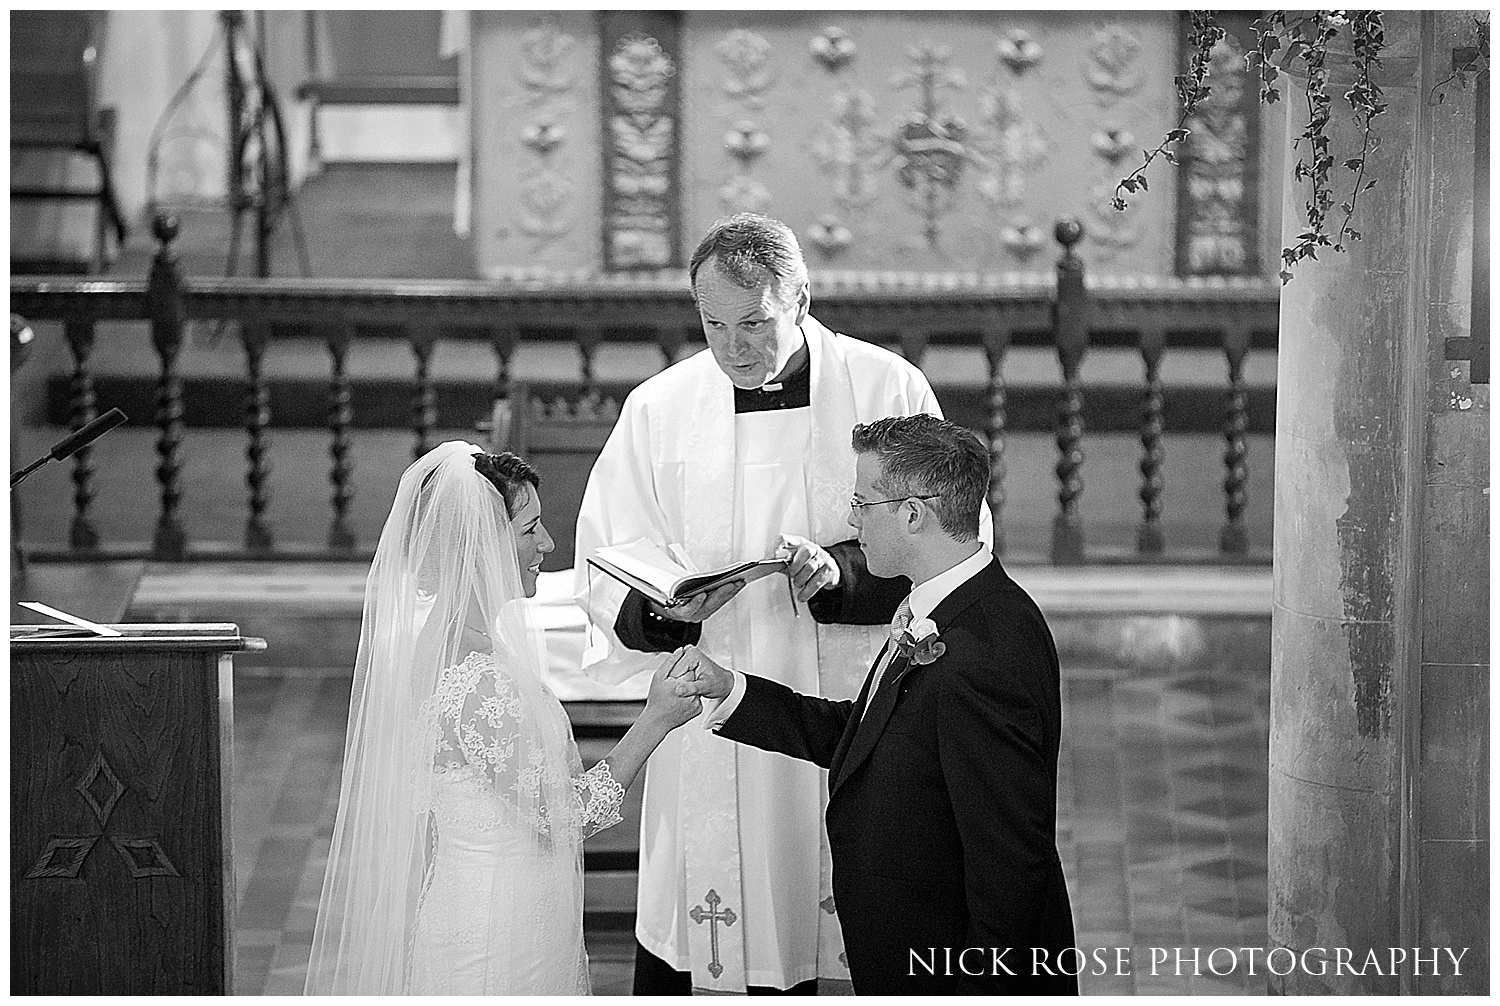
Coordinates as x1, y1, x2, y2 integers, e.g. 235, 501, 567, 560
472, 451, 541, 518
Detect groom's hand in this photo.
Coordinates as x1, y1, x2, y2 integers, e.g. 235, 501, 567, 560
776, 533, 840, 603
648, 580, 745, 623
669, 645, 735, 702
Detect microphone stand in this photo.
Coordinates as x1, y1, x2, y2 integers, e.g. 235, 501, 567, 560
10, 409, 129, 592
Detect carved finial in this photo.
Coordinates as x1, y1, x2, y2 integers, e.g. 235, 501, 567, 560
1054, 217, 1084, 251
152, 213, 180, 247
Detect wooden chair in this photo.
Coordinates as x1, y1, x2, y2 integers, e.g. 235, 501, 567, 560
11, 11, 129, 274
476, 383, 622, 570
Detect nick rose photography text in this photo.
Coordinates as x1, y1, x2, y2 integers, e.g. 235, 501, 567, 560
907, 946, 1471, 978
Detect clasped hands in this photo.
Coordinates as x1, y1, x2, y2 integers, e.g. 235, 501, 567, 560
647, 533, 840, 623
643, 645, 735, 731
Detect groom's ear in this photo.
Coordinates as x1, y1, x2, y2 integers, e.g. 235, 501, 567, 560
906, 497, 937, 536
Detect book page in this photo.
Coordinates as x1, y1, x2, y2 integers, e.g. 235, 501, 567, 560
589, 539, 693, 597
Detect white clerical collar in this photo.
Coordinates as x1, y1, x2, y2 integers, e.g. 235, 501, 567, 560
907, 545, 992, 622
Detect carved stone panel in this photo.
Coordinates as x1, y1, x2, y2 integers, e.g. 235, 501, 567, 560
472, 11, 601, 278
1172, 12, 1262, 276
600, 11, 684, 270
680, 11, 1183, 275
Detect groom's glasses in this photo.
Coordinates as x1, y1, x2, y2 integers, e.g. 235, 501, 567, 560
850, 494, 939, 509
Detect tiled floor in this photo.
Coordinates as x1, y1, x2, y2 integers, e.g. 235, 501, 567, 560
229, 651, 1270, 996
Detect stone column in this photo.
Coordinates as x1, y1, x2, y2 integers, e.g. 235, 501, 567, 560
1268, 11, 1488, 994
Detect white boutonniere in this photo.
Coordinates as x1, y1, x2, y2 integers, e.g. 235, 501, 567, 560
894, 616, 946, 665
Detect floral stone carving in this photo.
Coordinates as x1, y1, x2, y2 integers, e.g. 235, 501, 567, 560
718, 29, 774, 107
1085, 25, 1142, 101
890, 43, 973, 249
810, 26, 856, 72
996, 30, 1042, 73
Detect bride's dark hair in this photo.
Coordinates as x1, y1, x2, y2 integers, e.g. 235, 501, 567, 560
473, 452, 541, 516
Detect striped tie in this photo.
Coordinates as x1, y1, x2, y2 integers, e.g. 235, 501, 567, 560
862, 597, 913, 719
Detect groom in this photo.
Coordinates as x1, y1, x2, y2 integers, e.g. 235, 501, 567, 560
675, 415, 1077, 993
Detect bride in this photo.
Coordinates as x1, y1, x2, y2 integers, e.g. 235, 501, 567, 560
305, 441, 703, 994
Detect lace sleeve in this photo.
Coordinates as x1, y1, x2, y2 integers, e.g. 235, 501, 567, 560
424, 651, 580, 839
573, 760, 626, 838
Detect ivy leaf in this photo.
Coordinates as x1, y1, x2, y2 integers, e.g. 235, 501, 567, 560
1344, 158, 1363, 170
1136, 175, 1149, 192
1346, 229, 1362, 240
1121, 178, 1139, 193
1279, 269, 1295, 284
1365, 179, 1377, 190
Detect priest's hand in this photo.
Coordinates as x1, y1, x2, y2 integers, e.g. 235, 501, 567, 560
668, 645, 735, 702
776, 533, 841, 603
648, 580, 745, 623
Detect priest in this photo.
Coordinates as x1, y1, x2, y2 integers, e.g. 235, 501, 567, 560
574, 213, 990, 994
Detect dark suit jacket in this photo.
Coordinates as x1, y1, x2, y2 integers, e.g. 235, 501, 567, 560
718, 558, 1077, 994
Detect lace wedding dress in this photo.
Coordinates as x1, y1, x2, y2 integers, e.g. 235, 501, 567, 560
408, 650, 626, 995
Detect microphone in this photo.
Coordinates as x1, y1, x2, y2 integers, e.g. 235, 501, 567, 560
11, 408, 128, 488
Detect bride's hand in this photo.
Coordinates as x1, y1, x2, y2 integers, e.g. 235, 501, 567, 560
644, 649, 705, 732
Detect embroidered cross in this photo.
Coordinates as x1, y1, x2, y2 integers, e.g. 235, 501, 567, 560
689, 888, 738, 979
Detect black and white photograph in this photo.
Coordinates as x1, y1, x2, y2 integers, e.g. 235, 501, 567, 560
9, 8, 1488, 996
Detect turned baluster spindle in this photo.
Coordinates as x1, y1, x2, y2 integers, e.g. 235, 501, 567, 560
898, 326, 929, 368
147, 214, 188, 560
410, 328, 438, 460
1136, 327, 1166, 555
242, 322, 274, 553
656, 324, 688, 371
64, 320, 101, 552
1220, 326, 1251, 556
490, 326, 517, 403
981, 327, 1010, 557
326, 326, 357, 551
1049, 217, 1088, 565
576, 325, 602, 401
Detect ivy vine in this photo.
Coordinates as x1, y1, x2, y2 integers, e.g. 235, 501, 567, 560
1115, 10, 1408, 284
1111, 12, 1224, 210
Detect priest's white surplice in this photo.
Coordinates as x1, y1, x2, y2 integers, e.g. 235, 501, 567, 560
573, 317, 961, 991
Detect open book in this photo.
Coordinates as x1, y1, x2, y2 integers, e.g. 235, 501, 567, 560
587, 538, 788, 608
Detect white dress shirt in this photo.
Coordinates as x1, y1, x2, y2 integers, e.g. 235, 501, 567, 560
706, 545, 993, 728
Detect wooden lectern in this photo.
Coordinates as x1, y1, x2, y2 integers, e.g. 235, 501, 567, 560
11, 623, 264, 995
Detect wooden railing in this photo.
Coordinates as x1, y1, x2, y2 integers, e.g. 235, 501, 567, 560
12, 215, 1280, 565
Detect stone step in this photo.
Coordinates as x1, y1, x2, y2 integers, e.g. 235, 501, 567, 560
123, 564, 1272, 681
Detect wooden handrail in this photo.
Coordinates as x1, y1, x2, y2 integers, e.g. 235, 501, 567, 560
10, 214, 1282, 565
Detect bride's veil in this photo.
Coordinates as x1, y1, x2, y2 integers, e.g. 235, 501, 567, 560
305, 440, 583, 993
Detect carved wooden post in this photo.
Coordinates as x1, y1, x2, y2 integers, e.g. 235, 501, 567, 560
410, 327, 438, 460
241, 321, 274, 553
1050, 218, 1088, 564
1136, 325, 1166, 555
63, 320, 101, 552
147, 215, 188, 560
1220, 324, 1251, 555
12, 315, 36, 587
981, 325, 1010, 556
326, 324, 356, 551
